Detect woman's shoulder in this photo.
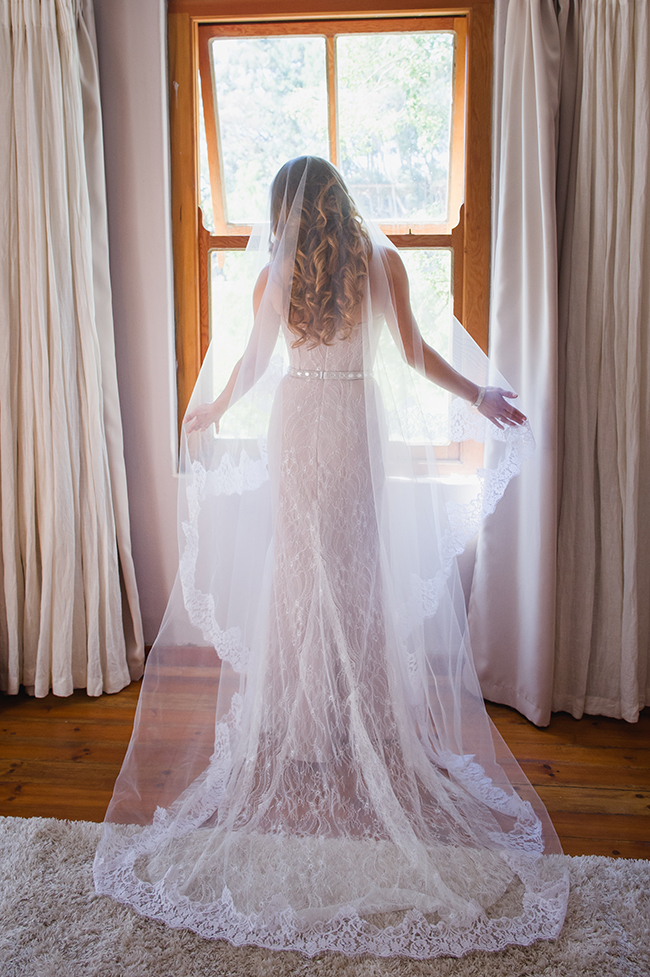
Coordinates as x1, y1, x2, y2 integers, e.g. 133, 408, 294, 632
381, 245, 407, 275
369, 245, 408, 300
369, 243, 406, 277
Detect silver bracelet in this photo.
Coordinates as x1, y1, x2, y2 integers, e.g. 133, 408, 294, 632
473, 386, 486, 409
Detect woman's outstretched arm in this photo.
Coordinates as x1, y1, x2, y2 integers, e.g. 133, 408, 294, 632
185, 266, 276, 433
382, 249, 526, 430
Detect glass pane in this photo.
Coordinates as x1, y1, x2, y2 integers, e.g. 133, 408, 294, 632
377, 249, 453, 444
210, 250, 280, 439
210, 36, 329, 225
337, 33, 455, 224
401, 249, 452, 360
209, 251, 256, 390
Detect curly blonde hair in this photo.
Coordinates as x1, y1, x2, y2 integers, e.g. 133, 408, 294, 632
270, 157, 372, 348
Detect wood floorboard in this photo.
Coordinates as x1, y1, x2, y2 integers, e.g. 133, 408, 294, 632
559, 836, 650, 859
0, 783, 115, 822
1, 683, 649, 859
534, 784, 650, 816
519, 758, 650, 790
0, 757, 121, 790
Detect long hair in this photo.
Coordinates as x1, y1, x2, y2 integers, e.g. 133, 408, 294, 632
270, 157, 372, 348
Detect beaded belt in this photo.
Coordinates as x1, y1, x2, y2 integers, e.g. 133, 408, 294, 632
288, 367, 369, 380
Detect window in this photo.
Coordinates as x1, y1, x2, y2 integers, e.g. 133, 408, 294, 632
169, 0, 493, 457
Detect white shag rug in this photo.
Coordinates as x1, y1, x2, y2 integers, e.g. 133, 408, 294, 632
0, 816, 648, 977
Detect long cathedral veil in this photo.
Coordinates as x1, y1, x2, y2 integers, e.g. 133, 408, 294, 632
94, 158, 568, 958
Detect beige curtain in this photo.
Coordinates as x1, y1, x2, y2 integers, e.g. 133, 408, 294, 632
468, 0, 565, 727
554, 0, 650, 721
0, 0, 144, 696
471, 0, 649, 725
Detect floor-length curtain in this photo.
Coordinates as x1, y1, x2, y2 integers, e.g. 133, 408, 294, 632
468, 0, 565, 727
554, 0, 650, 721
0, 0, 144, 696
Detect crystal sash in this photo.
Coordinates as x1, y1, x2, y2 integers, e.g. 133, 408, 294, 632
288, 367, 369, 380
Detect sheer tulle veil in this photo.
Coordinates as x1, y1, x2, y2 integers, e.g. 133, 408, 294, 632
94, 157, 569, 958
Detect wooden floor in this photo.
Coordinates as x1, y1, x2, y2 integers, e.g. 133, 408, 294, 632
1, 681, 649, 859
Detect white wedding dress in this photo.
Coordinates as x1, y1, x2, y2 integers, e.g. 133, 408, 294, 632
94, 165, 569, 958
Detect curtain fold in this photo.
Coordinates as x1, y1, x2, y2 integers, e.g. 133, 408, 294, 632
554, 0, 650, 721
0, 0, 143, 696
468, 0, 564, 727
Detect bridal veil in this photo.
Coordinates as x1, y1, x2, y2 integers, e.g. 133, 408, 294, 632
94, 157, 569, 958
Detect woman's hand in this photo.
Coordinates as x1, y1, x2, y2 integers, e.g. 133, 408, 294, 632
184, 401, 224, 434
477, 388, 527, 430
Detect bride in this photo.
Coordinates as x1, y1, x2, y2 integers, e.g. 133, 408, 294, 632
94, 156, 569, 958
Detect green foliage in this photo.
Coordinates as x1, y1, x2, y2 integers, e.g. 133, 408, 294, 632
337, 32, 455, 222
200, 30, 455, 226
210, 36, 329, 224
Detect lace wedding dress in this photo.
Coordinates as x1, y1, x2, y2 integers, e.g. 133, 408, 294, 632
94, 162, 569, 958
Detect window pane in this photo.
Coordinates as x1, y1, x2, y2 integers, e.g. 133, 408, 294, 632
377, 249, 453, 444
337, 33, 455, 224
210, 36, 329, 225
209, 251, 254, 386
210, 250, 282, 439
401, 249, 452, 360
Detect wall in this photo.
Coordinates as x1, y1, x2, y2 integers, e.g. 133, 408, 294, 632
93, 0, 178, 643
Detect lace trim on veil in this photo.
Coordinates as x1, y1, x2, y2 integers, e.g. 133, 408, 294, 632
94, 833, 568, 959
97, 680, 567, 956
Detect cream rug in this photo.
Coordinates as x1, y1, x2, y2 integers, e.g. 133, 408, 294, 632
0, 816, 648, 976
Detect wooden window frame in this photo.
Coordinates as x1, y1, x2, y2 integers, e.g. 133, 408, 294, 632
168, 0, 493, 434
